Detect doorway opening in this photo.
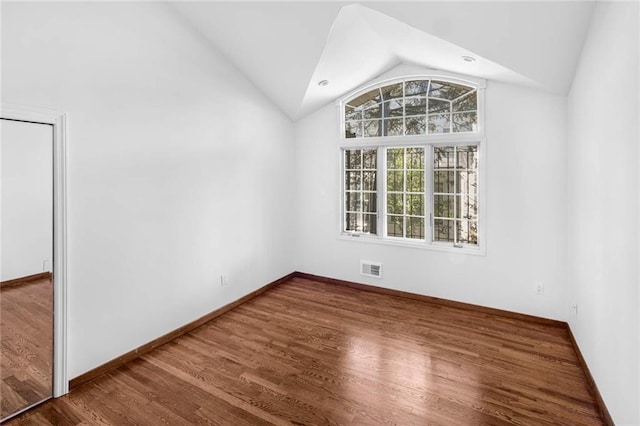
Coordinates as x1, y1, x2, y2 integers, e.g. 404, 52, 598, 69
0, 105, 68, 422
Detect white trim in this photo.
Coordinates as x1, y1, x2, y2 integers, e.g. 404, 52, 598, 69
339, 132, 481, 148
337, 233, 485, 256
1, 103, 69, 397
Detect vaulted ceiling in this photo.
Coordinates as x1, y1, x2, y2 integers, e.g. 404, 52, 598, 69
170, 1, 595, 121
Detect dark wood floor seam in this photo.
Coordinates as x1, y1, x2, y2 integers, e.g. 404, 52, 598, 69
566, 325, 614, 425
1, 278, 53, 420
65, 270, 611, 426
9, 274, 606, 425
294, 271, 613, 426
1, 272, 52, 289
68, 272, 296, 390
293, 272, 566, 327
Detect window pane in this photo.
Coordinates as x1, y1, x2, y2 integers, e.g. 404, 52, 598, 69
346, 212, 359, 232
432, 145, 479, 245
387, 148, 404, 169
363, 149, 377, 169
345, 121, 362, 139
343, 148, 378, 236
363, 105, 381, 119
363, 193, 377, 213
428, 98, 450, 114
457, 220, 478, 244
387, 171, 404, 192
406, 170, 424, 192
406, 194, 424, 216
406, 148, 424, 169
383, 100, 403, 118
385, 146, 426, 241
384, 118, 403, 136
452, 92, 477, 112
452, 112, 477, 132
345, 149, 361, 169
345, 171, 361, 190
364, 120, 381, 137
407, 217, 424, 240
456, 146, 478, 169
349, 89, 381, 108
387, 193, 403, 214
387, 215, 404, 237
345, 105, 362, 121
434, 170, 454, 193
434, 195, 454, 218
428, 114, 451, 134
363, 214, 377, 234
456, 171, 478, 194
405, 97, 426, 116
343, 80, 481, 243
430, 80, 474, 100
457, 195, 478, 220
381, 83, 403, 100
345, 192, 361, 212
362, 171, 377, 191
434, 147, 455, 169
434, 219, 454, 242
344, 80, 476, 139
405, 80, 429, 96
405, 117, 426, 135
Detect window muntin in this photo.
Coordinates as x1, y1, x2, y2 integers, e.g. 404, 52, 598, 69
433, 146, 479, 245
341, 144, 479, 246
340, 75, 484, 252
344, 149, 378, 234
386, 147, 425, 240
345, 79, 477, 139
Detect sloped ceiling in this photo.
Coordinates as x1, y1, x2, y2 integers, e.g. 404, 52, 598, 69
170, 1, 595, 121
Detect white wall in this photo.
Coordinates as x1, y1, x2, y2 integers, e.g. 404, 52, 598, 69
1, 2, 295, 379
1, 120, 53, 281
3, 4, 636, 419
567, 2, 639, 424
294, 78, 568, 320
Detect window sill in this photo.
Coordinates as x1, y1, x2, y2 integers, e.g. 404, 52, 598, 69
337, 233, 486, 256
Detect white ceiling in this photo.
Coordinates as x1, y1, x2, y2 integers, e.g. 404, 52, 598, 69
170, 1, 595, 121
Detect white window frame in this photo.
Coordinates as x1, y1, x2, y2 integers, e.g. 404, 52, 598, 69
336, 71, 487, 255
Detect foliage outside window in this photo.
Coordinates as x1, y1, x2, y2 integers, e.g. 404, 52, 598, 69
340, 76, 484, 251
433, 146, 479, 245
344, 149, 377, 234
386, 147, 425, 240
344, 80, 477, 139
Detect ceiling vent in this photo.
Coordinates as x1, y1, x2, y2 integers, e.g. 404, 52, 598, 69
361, 260, 382, 278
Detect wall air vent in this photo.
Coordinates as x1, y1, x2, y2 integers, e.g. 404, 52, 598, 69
361, 260, 382, 278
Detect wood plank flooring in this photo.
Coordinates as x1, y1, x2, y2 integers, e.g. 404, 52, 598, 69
5, 276, 603, 425
1, 278, 53, 420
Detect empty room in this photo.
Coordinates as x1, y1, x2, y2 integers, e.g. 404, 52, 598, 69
0, 1, 638, 425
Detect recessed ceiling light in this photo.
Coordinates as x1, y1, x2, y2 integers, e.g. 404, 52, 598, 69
318, 80, 329, 87
461, 56, 476, 63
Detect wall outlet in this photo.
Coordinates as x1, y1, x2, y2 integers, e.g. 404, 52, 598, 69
572, 303, 578, 315
534, 281, 544, 295
220, 275, 229, 287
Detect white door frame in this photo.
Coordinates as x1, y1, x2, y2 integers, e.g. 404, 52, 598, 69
1, 103, 69, 397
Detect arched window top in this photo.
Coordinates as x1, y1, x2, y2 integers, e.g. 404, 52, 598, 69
343, 78, 479, 139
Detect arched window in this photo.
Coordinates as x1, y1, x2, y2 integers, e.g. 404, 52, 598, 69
339, 75, 485, 253
344, 79, 478, 138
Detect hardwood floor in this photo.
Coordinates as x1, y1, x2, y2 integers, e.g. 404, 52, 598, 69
1, 278, 53, 420
5, 276, 603, 425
